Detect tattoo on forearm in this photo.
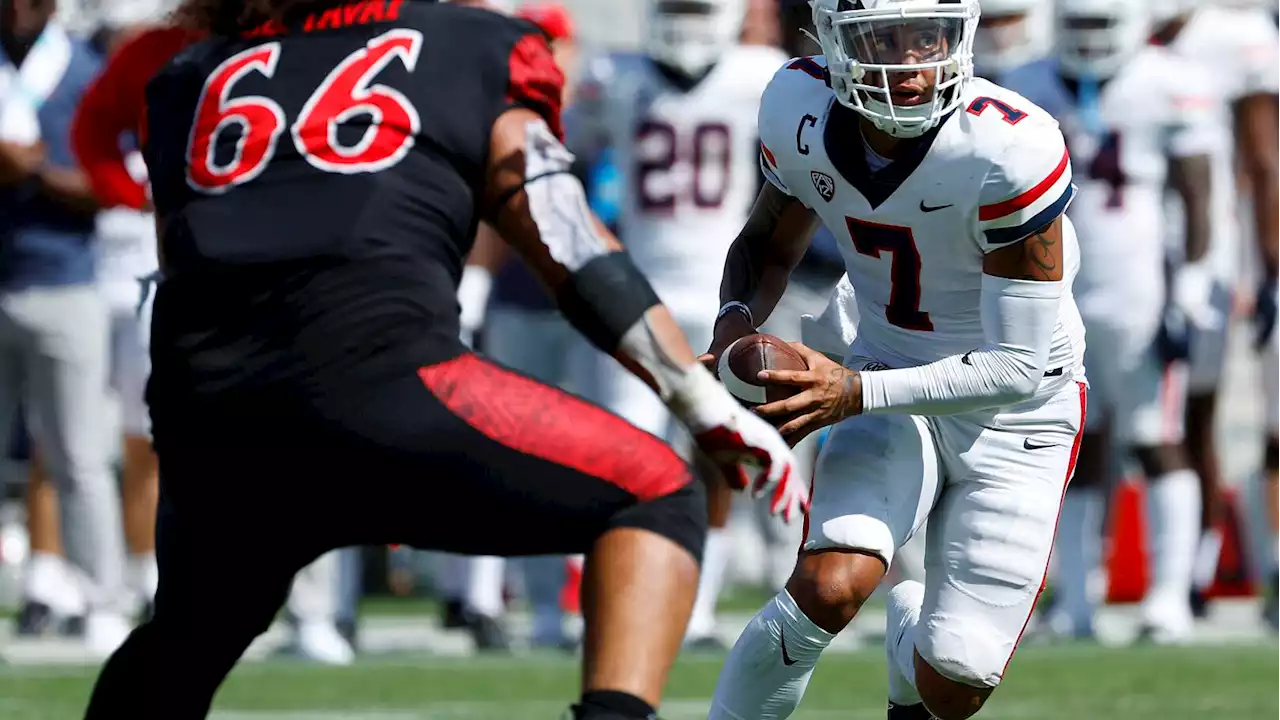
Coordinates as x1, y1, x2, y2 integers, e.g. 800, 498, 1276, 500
1020, 224, 1059, 281
831, 368, 861, 418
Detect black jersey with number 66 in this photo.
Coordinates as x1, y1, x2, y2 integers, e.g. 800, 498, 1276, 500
141, 0, 563, 405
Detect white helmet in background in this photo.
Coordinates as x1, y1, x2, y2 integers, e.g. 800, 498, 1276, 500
646, 0, 748, 77
101, 0, 176, 28
973, 0, 1052, 76
1148, 0, 1197, 25
811, 0, 981, 138
1055, 0, 1150, 79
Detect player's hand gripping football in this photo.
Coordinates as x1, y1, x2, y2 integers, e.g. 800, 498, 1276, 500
698, 306, 757, 373
754, 342, 862, 444
670, 365, 809, 523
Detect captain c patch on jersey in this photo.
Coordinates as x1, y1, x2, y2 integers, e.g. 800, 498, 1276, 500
810, 171, 835, 202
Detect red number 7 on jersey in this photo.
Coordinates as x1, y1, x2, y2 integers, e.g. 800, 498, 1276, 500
187, 28, 423, 194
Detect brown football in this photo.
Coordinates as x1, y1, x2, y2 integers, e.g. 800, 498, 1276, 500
717, 333, 808, 408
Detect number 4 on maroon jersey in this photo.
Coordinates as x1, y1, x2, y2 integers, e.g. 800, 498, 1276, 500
186, 29, 424, 194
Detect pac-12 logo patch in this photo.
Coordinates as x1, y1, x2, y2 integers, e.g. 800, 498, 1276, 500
811, 171, 835, 202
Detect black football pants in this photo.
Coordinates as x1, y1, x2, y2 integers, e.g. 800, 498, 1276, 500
83, 353, 706, 719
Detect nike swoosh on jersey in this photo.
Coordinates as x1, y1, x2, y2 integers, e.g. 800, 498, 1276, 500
919, 201, 953, 213
1023, 437, 1056, 450
780, 626, 798, 666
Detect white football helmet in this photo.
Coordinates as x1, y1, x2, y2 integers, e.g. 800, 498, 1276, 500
1054, 0, 1150, 79
811, 0, 981, 139
973, 0, 1052, 76
646, 0, 748, 77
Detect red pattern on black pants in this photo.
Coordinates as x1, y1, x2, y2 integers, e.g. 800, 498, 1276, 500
419, 353, 690, 502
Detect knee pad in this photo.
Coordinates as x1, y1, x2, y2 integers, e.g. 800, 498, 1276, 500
802, 513, 896, 567
802, 413, 939, 568
608, 477, 707, 562
914, 612, 1009, 689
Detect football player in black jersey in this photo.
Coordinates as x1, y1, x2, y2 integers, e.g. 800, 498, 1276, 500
81, 1, 810, 718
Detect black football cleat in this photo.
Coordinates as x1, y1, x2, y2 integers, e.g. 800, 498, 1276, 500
14, 601, 56, 637
441, 597, 467, 629
1189, 586, 1209, 619
59, 613, 86, 638
336, 616, 359, 649
466, 612, 510, 653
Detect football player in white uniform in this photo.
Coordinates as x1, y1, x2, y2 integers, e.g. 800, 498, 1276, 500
1148, 0, 1280, 618
1042, 0, 1218, 644
704, 1, 1087, 718
971, 0, 1051, 82
571, 0, 788, 648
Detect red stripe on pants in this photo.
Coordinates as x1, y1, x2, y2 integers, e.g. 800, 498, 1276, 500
419, 354, 690, 502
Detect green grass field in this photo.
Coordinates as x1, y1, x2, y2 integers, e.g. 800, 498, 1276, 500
1, 644, 1275, 719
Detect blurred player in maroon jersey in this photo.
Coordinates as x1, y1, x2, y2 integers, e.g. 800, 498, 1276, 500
80, 1, 808, 718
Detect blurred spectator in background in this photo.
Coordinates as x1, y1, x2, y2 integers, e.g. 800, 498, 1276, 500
69, 8, 355, 665
0, 0, 129, 658
440, 0, 587, 653
741, 0, 780, 47
563, 0, 787, 651
971, 0, 1052, 83
72, 7, 167, 626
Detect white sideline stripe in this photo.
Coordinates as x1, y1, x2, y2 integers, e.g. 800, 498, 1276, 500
208, 701, 853, 720
208, 699, 1055, 720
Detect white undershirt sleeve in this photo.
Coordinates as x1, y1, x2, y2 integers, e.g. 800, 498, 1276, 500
859, 273, 1063, 415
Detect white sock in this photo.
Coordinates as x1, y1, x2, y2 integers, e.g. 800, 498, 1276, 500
708, 590, 835, 720
464, 556, 506, 618
127, 552, 158, 604
1051, 486, 1105, 632
688, 528, 730, 638
1192, 528, 1222, 591
24, 552, 85, 615
1146, 470, 1201, 611
288, 550, 340, 624
885, 581, 924, 706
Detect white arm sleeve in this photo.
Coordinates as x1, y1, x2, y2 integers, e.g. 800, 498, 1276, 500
859, 274, 1063, 415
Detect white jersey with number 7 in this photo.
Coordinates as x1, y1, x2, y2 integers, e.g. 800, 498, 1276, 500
759, 55, 1085, 384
